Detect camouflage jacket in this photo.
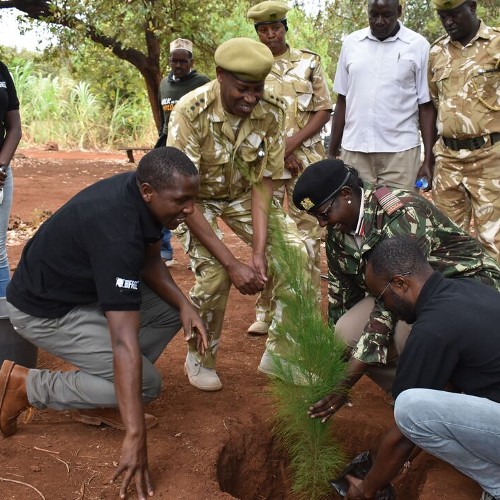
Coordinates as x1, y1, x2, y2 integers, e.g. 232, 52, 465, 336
428, 21, 500, 139
326, 183, 500, 365
167, 80, 286, 200
265, 46, 332, 177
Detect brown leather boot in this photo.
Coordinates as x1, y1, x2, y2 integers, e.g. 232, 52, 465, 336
0, 360, 30, 437
72, 407, 158, 430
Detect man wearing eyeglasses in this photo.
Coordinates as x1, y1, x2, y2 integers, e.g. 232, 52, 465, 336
156, 38, 210, 265
157, 38, 210, 147
341, 237, 500, 500
292, 159, 500, 421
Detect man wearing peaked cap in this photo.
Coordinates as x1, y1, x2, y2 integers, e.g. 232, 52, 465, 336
156, 37, 210, 266
214, 37, 274, 83
166, 37, 312, 391
429, 0, 500, 264
245, 0, 332, 347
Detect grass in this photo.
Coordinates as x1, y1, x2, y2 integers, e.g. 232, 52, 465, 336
10, 60, 156, 150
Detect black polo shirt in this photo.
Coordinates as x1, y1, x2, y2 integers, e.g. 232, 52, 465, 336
392, 272, 500, 403
7, 172, 162, 318
0, 61, 20, 150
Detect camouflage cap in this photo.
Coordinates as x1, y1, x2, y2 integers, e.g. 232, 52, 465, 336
214, 37, 273, 83
293, 159, 352, 212
432, 0, 467, 10
247, 1, 291, 24
170, 38, 193, 54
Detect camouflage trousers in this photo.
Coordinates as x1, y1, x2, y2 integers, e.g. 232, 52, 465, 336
433, 139, 500, 264
253, 176, 323, 324
181, 191, 312, 369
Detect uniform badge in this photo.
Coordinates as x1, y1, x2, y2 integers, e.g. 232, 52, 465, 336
300, 197, 315, 211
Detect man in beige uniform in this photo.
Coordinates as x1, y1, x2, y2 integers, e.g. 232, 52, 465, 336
167, 38, 311, 391
430, 0, 500, 263
246, 1, 332, 335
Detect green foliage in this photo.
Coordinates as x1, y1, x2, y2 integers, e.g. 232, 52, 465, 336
8, 58, 155, 149
3, 0, 499, 146
267, 218, 347, 499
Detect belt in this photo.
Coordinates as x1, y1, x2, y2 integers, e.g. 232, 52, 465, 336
443, 132, 500, 151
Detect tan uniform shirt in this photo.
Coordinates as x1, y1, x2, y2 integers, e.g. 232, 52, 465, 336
265, 47, 332, 179
167, 80, 286, 200
428, 21, 500, 140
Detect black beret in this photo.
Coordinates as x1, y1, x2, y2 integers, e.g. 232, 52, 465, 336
293, 159, 352, 212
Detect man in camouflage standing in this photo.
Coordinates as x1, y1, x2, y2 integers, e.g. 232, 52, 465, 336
429, 0, 500, 263
167, 38, 311, 391
245, 1, 333, 336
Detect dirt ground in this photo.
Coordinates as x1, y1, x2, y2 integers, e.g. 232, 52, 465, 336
0, 148, 482, 500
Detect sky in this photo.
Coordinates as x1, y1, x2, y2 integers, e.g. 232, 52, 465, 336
0, 9, 53, 51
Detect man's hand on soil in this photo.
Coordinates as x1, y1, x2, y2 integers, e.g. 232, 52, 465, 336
111, 433, 154, 499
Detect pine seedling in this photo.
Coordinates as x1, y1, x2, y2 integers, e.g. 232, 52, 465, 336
267, 217, 347, 499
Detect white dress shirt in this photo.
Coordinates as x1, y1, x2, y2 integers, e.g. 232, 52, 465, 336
334, 22, 431, 153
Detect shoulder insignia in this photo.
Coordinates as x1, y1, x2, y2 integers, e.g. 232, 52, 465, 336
299, 48, 320, 57
182, 83, 214, 120
262, 89, 287, 112
374, 186, 404, 216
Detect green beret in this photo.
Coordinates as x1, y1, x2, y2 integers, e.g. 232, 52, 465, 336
247, 1, 290, 24
293, 159, 353, 212
214, 38, 273, 83
432, 0, 467, 10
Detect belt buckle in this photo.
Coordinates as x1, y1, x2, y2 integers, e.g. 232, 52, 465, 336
471, 137, 484, 150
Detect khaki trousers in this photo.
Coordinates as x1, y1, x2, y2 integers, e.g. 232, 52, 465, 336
335, 296, 412, 392
341, 146, 421, 191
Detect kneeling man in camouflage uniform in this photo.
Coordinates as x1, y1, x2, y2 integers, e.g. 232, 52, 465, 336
167, 37, 311, 391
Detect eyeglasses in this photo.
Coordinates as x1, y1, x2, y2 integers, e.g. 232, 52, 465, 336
312, 197, 336, 221
169, 58, 191, 65
375, 271, 412, 306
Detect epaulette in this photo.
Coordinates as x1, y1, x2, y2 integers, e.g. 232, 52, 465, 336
430, 33, 447, 47
183, 87, 215, 121
299, 48, 320, 58
262, 89, 287, 112
374, 186, 404, 216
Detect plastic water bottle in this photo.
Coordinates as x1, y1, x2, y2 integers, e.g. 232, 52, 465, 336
415, 177, 429, 190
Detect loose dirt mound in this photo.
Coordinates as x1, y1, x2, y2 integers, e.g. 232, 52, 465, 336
0, 149, 480, 500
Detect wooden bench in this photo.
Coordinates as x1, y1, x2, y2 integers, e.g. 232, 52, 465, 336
118, 147, 153, 163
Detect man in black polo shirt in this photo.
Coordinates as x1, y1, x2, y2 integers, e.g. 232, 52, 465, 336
0, 147, 208, 499
337, 237, 500, 500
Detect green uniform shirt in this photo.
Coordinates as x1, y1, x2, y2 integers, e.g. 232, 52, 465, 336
167, 80, 286, 200
327, 183, 500, 364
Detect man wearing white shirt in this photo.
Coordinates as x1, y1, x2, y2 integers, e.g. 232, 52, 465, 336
328, 0, 437, 191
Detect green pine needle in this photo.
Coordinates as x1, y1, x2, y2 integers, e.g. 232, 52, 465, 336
267, 217, 348, 499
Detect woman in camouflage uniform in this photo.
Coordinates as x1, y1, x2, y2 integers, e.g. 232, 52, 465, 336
292, 158, 500, 420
